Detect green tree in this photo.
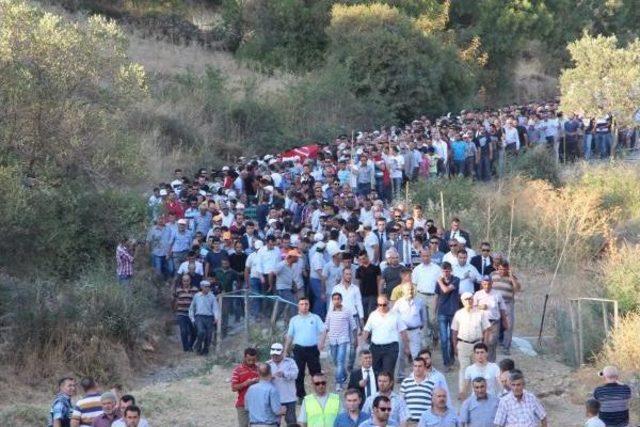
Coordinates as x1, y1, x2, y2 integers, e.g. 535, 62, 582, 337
560, 34, 640, 128
325, 3, 478, 121
0, 0, 147, 184
238, 0, 333, 71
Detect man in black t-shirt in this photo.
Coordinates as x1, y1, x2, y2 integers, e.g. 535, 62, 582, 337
356, 252, 382, 321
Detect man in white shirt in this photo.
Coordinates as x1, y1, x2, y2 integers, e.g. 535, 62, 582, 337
452, 249, 480, 295
442, 238, 461, 266
360, 295, 411, 376
473, 276, 508, 362
244, 240, 264, 317
392, 280, 426, 381
451, 292, 491, 393
257, 236, 281, 293
461, 343, 500, 401
412, 249, 441, 346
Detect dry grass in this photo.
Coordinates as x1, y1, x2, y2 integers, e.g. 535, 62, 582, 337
601, 312, 640, 372
126, 32, 294, 94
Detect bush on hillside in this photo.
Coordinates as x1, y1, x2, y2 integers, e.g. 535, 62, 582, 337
600, 244, 640, 313
0, 0, 147, 184
0, 166, 147, 277
574, 165, 640, 222
508, 145, 561, 186
325, 3, 478, 121
602, 312, 640, 373
1, 267, 164, 383
237, 0, 333, 71
281, 65, 395, 140
411, 177, 478, 216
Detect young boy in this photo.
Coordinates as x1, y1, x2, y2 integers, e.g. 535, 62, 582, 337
585, 398, 605, 427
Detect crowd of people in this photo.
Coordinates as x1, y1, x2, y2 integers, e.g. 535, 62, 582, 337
49, 377, 148, 427
76, 101, 635, 427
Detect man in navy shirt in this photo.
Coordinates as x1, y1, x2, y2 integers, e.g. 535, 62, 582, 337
435, 261, 460, 371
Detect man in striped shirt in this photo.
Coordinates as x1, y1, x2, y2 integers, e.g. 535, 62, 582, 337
71, 377, 103, 427
321, 292, 357, 392
400, 357, 435, 424
490, 261, 520, 355
593, 366, 631, 427
172, 274, 199, 352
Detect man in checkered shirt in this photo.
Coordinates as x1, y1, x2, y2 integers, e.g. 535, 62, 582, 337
494, 370, 548, 427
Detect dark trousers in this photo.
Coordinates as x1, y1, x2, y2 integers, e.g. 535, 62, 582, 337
176, 314, 195, 351
362, 295, 377, 323
370, 342, 399, 376
293, 344, 321, 399
194, 314, 214, 354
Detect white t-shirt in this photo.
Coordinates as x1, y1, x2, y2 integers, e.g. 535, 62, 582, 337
364, 310, 407, 345
112, 418, 149, 427
364, 233, 378, 261
177, 260, 204, 276
585, 416, 605, 427
412, 262, 442, 294
464, 362, 501, 396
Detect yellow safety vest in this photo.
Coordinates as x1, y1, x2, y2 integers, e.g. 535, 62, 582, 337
304, 393, 340, 427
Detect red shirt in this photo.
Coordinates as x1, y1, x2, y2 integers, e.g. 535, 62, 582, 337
167, 200, 185, 218
231, 363, 259, 407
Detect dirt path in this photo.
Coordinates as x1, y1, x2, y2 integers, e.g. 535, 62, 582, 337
130, 330, 586, 426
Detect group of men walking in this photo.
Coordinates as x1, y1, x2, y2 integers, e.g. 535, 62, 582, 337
119, 102, 637, 426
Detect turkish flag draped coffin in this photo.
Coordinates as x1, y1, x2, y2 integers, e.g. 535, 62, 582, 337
280, 144, 320, 162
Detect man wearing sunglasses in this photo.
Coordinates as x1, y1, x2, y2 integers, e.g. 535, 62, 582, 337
358, 395, 396, 427
361, 295, 411, 376
298, 373, 341, 427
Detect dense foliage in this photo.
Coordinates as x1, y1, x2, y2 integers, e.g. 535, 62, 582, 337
326, 3, 477, 121
560, 34, 640, 127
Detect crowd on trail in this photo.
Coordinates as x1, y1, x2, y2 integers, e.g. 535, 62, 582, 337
51, 102, 635, 427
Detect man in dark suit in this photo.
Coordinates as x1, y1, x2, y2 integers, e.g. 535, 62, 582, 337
347, 349, 377, 405
470, 241, 495, 276
440, 217, 472, 252
240, 221, 261, 253
373, 218, 389, 264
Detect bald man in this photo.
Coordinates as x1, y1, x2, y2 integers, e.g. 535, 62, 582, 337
417, 387, 458, 427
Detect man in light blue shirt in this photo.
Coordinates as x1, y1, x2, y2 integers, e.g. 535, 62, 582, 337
459, 377, 498, 427
245, 363, 282, 426
170, 219, 194, 267
284, 297, 326, 400
188, 281, 219, 355
418, 387, 458, 426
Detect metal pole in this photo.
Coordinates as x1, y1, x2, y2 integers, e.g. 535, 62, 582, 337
577, 299, 584, 366
507, 199, 515, 261
485, 200, 491, 241
216, 294, 223, 354
613, 300, 619, 329
602, 301, 609, 336
244, 287, 250, 345
537, 293, 550, 349
405, 181, 409, 205
440, 191, 445, 229
569, 300, 580, 367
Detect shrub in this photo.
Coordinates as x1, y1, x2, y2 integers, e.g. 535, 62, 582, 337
238, 0, 333, 71
326, 3, 478, 121
411, 177, 478, 216
601, 244, 640, 312
508, 145, 561, 186
0, 168, 147, 277
1, 266, 165, 384
574, 165, 640, 222
0, 404, 47, 427
0, 0, 147, 184
602, 312, 640, 372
